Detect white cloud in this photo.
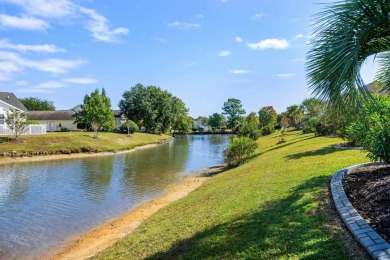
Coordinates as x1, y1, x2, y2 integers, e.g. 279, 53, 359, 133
0, 14, 50, 31
247, 39, 290, 50
167, 21, 201, 30
294, 34, 304, 40
15, 80, 29, 86
154, 37, 167, 43
235, 36, 243, 43
0, 50, 85, 75
63, 77, 97, 84
3, 0, 76, 19
17, 88, 52, 93
251, 12, 265, 20
219, 50, 231, 57
35, 80, 67, 88
0, 0, 129, 43
0, 39, 66, 53
78, 7, 129, 43
276, 73, 294, 78
229, 70, 252, 74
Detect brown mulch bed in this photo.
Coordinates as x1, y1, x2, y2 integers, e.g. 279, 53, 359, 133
343, 164, 390, 242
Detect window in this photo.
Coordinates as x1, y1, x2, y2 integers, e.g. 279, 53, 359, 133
0, 114, 4, 125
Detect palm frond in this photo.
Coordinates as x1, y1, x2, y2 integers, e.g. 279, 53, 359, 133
306, 0, 390, 108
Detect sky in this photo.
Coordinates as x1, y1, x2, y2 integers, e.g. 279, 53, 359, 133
0, 0, 379, 117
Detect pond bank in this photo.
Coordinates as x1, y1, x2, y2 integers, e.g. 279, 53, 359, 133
0, 138, 171, 165
47, 164, 228, 260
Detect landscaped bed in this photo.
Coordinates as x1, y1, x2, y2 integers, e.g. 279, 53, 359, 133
343, 164, 390, 242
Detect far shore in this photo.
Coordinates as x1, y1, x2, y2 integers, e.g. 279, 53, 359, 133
0, 139, 171, 166
46, 164, 228, 260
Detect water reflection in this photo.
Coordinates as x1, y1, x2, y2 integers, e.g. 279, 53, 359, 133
80, 156, 114, 203
0, 134, 230, 259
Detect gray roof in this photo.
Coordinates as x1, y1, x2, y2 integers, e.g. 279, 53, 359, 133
27, 110, 75, 121
113, 110, 123, 117
365, 81, 389, 94
0, 92, 28, 112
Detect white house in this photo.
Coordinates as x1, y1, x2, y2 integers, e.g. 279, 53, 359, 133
27, 110, 79, 132
28, 108, 127, 132
0, 92, 46, 135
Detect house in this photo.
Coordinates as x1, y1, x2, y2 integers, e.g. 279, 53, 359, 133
27, 110, 78, 132
113, 110, 127, 130
28, 108, 127, 132
0, 92, 46, 135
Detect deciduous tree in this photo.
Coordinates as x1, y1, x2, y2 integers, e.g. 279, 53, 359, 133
222, 98, 246, 130
19, 97, 55, 111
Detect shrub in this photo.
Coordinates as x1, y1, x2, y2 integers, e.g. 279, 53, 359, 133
224, 137, 258, 167
120, 120, 139, 135
347, 96, 390, 163
24, 120, 40, 125
260, 125, 275, 136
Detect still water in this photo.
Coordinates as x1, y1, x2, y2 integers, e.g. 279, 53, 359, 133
0, 134, 230, 259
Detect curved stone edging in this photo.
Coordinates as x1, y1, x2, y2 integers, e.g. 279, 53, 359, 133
330, 162, 390, 259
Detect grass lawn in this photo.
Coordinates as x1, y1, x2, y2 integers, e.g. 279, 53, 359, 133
0, 132, 170, 156
94, 131, 370, 259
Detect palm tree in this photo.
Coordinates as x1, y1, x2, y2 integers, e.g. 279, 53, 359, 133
306, 0, 390, 106
286, 105, 304, 128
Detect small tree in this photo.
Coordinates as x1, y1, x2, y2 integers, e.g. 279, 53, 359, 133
77, 88, 115, 138
238, 112, 261, 140
174, 114, 193, 133
5, 108, 27, 142
19, 97, 55, 111
120, 120, 139, 137
224, 137, 258, 167
258, 106, 277, 135
208, 113, 226, 131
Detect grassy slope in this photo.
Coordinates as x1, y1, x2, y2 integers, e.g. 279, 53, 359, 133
94, 131, 369, 259
0, 132, 170, 155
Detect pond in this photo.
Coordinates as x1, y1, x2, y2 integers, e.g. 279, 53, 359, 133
0, 134, 231, 259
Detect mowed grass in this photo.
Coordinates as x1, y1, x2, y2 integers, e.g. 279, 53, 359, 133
0, 132, 170, 155
94, 131, 369, 259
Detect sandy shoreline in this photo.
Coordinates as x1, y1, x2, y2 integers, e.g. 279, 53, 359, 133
0, 142, 166, 165
46, 164, 227, 260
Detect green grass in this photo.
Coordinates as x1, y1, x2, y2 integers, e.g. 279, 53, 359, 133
94, 131, 369, 259
0, 132, 170, 156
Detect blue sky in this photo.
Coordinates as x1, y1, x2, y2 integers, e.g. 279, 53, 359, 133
0, 0, 378, 117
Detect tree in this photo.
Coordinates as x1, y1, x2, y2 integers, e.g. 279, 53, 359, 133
307, 0, 390, 162
258, 106, 277, 135
173, 114, 193, 133
258, 106, 277, 127
75, 88, 115, 138
238, 112, 261, 140
119, 84, 189, 134
306, 0, 390, 105
19, 97, 55, 111
277, 112, 290, 128
208, 113, 226, 130
286, 105, 304, 128
120, 120, 139, 137
222, 98, 246, 130
5, 108, 27, 142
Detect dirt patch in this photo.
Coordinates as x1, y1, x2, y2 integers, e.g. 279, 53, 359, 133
343, 164, 390, 242
46, 165, 226, 260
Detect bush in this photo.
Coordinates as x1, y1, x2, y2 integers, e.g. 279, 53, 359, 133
238, 124, 261, 140
260, 125, 275, 136
224, 137, 258, 167
24, 120, 40, 125
120, 120, 139, 135
315, 122, 337, 136
347, 96, 390, 163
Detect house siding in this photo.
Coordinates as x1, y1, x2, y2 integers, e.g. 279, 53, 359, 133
33, 120, 78, 132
